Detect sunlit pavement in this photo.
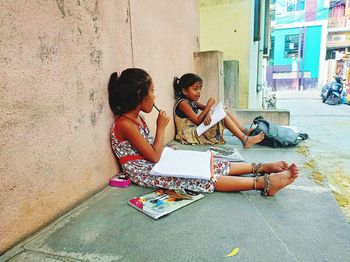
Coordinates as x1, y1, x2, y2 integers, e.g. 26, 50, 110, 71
277, 90, 350, 223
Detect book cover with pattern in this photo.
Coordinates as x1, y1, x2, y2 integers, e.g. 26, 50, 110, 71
128, 188, 204, 219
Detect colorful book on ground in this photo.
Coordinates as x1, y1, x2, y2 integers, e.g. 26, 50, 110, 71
150, 147, 213, 180
128, 188, 204, 219
196, 102, 226, 136
209, 147, 244, 162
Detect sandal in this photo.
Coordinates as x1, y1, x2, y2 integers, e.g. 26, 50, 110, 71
242, 135, 249, 148
253, 173, 270, 196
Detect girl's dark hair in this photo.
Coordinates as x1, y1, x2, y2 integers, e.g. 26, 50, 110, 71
108, 68, 152, 116
173, 73, 202, 99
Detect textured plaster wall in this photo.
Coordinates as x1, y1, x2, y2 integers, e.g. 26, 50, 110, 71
128, 0, 199, 136
199, 0, 252, 109
194, 51, 224, 104
0, 0, 199, 253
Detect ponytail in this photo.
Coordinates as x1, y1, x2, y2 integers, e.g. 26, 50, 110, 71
173, 73, 203, 99
108, 72, 121, 115
108, 68, 152, 116
173, 76, 182, 99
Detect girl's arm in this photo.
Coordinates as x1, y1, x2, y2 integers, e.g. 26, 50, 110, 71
178, 98, 215, 125
196, 100, 210, 110
118, 112, 169, 163
152, 110, 169, 160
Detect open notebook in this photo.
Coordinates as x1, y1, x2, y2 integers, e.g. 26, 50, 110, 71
196, 102, 226, 136
150, 147, 213, 180
210, 146, 244, 162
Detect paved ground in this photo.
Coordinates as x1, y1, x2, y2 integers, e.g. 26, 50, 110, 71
277, 90, 350, 222
2, 91, 350, 262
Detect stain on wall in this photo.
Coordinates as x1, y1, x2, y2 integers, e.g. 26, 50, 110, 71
55, 0, 66, 17
0, 0, 124, 253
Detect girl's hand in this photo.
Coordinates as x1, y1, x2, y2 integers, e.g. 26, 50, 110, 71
203, 112, 212, 125
156, 110, 170, 129
207, 97, 215, 107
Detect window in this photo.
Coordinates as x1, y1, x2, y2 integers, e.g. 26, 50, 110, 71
253, 0, 261, 41
284, 34, 303, 58
263, 0, 271, 55
269, 36, 275, 64
270, 9, 276, 21
287, 0, 305, 12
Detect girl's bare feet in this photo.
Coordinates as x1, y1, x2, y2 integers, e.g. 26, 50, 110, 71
261, 161, 289, 174
267, 164, 299, 196
243, 132, 264, 149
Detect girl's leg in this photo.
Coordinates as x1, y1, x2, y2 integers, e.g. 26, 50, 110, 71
215, 164, 298, 195
225, 111, 245, 132
226, 111, 254, 135
227, 161, 289, 176
223, 115, 264, 148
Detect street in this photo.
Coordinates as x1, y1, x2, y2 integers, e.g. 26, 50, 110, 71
277, 90, 350, 221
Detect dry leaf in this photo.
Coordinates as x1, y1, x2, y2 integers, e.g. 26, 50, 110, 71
224, 247, 239, 257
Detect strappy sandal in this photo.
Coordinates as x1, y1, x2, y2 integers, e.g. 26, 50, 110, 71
253, 173, 270, 196
252, 163, 270, 196
242, 135, 249, 148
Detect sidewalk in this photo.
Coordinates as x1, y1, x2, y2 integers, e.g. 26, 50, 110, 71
2, 95, 350, 261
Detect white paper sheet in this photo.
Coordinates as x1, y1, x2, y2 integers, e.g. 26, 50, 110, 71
196, 102, 226, 136
150, 147, 212, 180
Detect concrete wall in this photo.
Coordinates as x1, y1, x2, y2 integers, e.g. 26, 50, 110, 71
199, 0, 252, 108
0, 0, 199, 253
194, 51, 224, 104
224, 60, 240, 109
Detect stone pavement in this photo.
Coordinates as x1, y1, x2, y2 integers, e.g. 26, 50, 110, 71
2, 92, 350, 262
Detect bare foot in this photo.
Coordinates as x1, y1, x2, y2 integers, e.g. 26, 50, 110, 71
267, 163, 299, 196
243, 132, 264, 149
261, 161, 288, 174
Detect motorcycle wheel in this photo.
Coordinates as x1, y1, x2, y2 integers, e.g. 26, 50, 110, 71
325, 94, 341, 105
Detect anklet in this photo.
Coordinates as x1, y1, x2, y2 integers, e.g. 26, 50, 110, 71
253, 175, 259, 190
256, 163, 264, 174
251, 163, 264, 175
251, 163, 256, 174
242, 135, 249, 148
261, 174, 270, 196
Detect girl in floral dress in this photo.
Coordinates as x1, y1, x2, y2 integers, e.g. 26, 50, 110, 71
108, 68, 299, 195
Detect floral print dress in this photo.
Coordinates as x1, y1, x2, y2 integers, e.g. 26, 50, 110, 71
111, 115, 230, 193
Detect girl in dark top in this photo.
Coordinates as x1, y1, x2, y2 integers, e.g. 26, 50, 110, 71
173, 73, 264, 148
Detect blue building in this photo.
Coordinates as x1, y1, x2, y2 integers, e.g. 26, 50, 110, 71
267, 0, 328, 90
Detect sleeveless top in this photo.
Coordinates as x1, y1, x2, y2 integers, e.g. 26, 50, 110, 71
110, 114, 230, 193
173, 98, 225, 145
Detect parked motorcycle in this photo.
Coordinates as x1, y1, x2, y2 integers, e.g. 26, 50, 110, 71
321, 75, 345, 105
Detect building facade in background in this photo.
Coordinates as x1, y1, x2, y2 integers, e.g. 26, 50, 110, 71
200, 0, 271, 109
267, 0, 328, 91
325, 0, 350, 93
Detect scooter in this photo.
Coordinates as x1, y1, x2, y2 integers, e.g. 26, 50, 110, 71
321, 75, 345, 105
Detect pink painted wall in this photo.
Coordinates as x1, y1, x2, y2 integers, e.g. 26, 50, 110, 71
0, 0, 199, 253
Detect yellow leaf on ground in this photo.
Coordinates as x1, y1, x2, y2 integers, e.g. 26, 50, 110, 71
224, 247, 239, 257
